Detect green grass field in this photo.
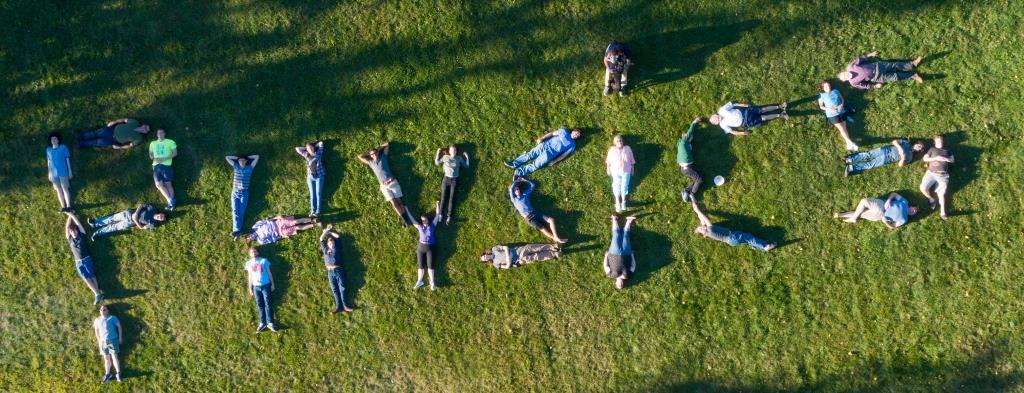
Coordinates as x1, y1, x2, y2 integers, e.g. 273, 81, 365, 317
2, 0, 1024, 391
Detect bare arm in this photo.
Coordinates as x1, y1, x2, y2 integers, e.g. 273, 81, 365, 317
434, 148, 443, 165
66, 212, 86, 234
893, 141, 907, 166
630, 254, 636, 273
380, 142, 390, 155
295, 146, 306, 155
885, 193, 899, 209
462, 152, 470, 167
726, 129, 750, 136
225, 156, 238, 165
433, 201, 442, 225
249, 155, 260, 167
105, 118, 128, 127
731, 103, 750, 108
169, 148, 178, 159
268, 269, 275, 291
603, 253, 610, 274
535, 131, 554, 144
356, 151, 371, 164
131, 206, 144, 228
690, 200, 713, 227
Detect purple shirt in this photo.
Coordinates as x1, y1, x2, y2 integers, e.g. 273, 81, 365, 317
417, 223, 436, 244
846, 56, 876, 89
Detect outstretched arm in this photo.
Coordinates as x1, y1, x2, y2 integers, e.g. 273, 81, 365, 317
434, 148, 443, 165
66, 212, 86, 234
885, 193, 899, 210
690, 199, 713, 227
379, 142, 390, 155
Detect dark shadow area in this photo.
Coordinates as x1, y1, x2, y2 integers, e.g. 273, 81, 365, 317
90, 236, 150, 301
320, 139, 345, 216
631, 20, 760, 91
937, 130, 980, 216
317, 210, 359, 225
448, 142, 478, 225
625, 226, 673, 287
429, 142, 479, 288
630, 139, 664, 192
921, 72, 947, 81
710, 210, 788, 247
383, 141, 425, 217
692, 127, 738, 188
836, 86, 876, 146
336, 233, 365, 309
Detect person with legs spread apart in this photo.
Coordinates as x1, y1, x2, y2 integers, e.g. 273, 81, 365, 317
76, 118, 150, 150
817, 80, 859, 151
920, 135, 954, 220
46, 132, 74, 212
690, 199, 776, 251
295, 141, 325, 218
358, 142, 418, 227
88, 204, 166, 240
509, 177, 567, 244
245, 215, 319, 245
603, 41, 632, 96
65, 212, 103, 304
434, 144, 470, 225
844, 139, 924, 176
605, 134, 635, 212
149, 129, 178, 210
93, 305, 123, 383
677, 116, 703, 203
319, 225, 354, 313
839, 51, 923, 89
504, 128, 581, 177
226, 154, 259, 239
604, 215, 637, 289
708, 101, 789, 136
412, 202, 442, 291
480, 243, 561, 269
244, 247, 277, 333
834, 192, 919, 229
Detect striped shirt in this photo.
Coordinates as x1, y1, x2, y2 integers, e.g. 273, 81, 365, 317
232, 162, 254, 191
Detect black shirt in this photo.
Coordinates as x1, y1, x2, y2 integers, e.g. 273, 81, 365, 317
606, 254, 629, 278
926, 147, 953, 174
136, 205, 157, 228
67, 230, 89, 260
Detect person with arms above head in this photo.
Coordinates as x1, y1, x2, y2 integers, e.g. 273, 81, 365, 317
245, 215, 319, 245
434, 144, 470, 225
93, 305, 123, 383
480, 243, 561, 269
65, 212, 103, 304
834, 192, 919, 229
295, 141, 325, 218
605, 134, 635, 212
357, 142, 418, 227
225, 154, 260, 239
88, 204, 166, 240
76, 118, 150, 149
920, 135, 954, 220
839, 51, 923, 89
604, 215, 637, 290
412, 202, 443, 291
690, 199, 775, 251
509, 177, 567, 243
708, 101, 788, 136
504, 128, 582, 177
603, 41, 632, 96
844, 138, 924, 176
677, 116, 703, 203
46, 132, 74, 212
319, 225, 354, 313
817, 80, 859, 151
244, 247, 277, 333
149, 129, 178, 210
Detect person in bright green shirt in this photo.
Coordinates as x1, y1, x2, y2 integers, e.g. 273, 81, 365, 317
149, 129, 178, 210
676, 116, 703, 202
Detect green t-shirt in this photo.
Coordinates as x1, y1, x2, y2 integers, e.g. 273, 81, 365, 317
113, 119, 143, 145
150, 139, 177, 166
676, 122, 697, 165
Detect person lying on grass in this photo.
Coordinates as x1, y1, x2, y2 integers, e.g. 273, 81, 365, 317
604, 215, 637, 290
839, 51, 923, 89
690, 199, 776, 251
93, 305, 123, 383
606, 134, 635, 212
76, 118, 150, 150
843, 138, 924, 177
319, 225, 354, 314
411, 202, 443, 291
245, 215, 319, 245
833, 192, 918, 229
88, 204, 166, 240
65, 212, 103, 304
677, 116, 703, 203
504, 128, 581, 177
295, 141, 325, 218
817, 80, 860, 151
434, 144, 470, 225
708, 101, 789, 136
46, 132, 74, 212
920, 134, 954, 221
480, 243, 562, 269
509, 177, 567, 244
225, 154, 260, 239
149, 128, 178, 210
357, 142, 418, 227
244, 247, 277, 333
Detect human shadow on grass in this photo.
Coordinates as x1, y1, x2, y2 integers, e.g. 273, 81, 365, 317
336, 233, 366, 310
90, 242, 148, 301
320, 139, 346, 217
624, 226, 673, 287
707, 210, 790, 249
631, 20, 760, 91
692, 127, 738, 190
629, 137, 664, 195
385, 141, 426, 217
939, 130, 980, 216
104, 303, 153, 380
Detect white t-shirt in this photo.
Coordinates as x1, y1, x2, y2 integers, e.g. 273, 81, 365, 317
717, 102, 744, 133
244, 257, 272, 286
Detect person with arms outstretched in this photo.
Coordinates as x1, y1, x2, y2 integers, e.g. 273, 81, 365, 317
93, 305, 123, 383
434, 144, 470, 224
411, 202, 443, 290
690, 200, 775, 251
65, 212, 103, 304
319, 225, 354, 313
504, 128, 581, 177
226, 154, 259, 239
357, 142, 417, 226
509, 177, 567, 243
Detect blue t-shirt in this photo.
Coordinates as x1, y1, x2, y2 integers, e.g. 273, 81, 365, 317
543, 128, 575, 155
882, 139, 912, 164
245, 257, 273, 286
417, 223, 436, 244
94, 315, 120, 343
883, 195, 909, 228
232, 162, 254, 191
818, 89, 845, 118
509, 179, 536, 217
46, 145, 71, 177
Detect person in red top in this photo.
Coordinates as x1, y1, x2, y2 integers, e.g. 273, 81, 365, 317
838, 51, 923, 89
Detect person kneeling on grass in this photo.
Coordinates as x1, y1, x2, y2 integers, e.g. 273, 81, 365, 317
412, 202, 443, 291
480, 243, 562, 269
690, 200, 776, 251
244, 247, 277, 333
65, 212, 103, 304
604, 215, 637, 290
225, 154, 260, 239
509, 177, 567, 243
319, 225, 354, 313
709, 101, 789, 136
88, 204, 166, 240
834, 192, 918, 229
357, 142, 418, 227
245, 215, 319, 245
93, 305, 123, 383
76, 118, 150, 149
46, 132, 74, 212
839, 51, 923, 89
603, 41, 632, 96
844, 139, 924, 177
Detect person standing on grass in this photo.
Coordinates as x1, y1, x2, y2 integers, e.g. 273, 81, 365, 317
839, 51, 923, 89
817, 80, 859, 151
434, 144, 470, 225
603, 41, 632, 96
357, 142, 417, 227
690, 200, 776, 251
88, 204, 166, 240
76, 118, 150, 149
843, 139, 925, 176
480, 243, 562, 268
708, 101, 789, 136
149, 129, 178, 210
46, 132, 74, 212
225, 154, 260, 239
504, 128, 581, 177
245, 215, 320, 245
920, 135, 954, 220
605, 134, 635, 212
412, 202, 442, 290
93, 305, 123, 383
677, 116, 703, 203
244, 247, 277, 333
65, 212, 103, 304
295, 141, 325, 218
834, 192, 919, 229
604, 215, 637, 290
319, 225, 354, 313
509, 177, 567, 243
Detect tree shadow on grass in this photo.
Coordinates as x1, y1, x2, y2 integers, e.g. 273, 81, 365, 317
709, 210, 791, 249
104, 302, 153, 380
626, 226, 673, 287
631, 20, 761, 92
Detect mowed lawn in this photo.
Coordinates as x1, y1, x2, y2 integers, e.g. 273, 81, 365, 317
2, 0, 1024, 391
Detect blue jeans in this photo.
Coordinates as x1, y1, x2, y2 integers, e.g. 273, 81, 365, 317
729, 231, 770, 251
252, 284, 273, 325
231, 190, 249, 233
610, 173, 631, 197
847, 147, 894, 174
307, 176, 324, 215
76, 127, 117, 148
511, 145, 556, 177
608, 226, 632, 255
327, 268, 346, 309
93, 210, 134, 237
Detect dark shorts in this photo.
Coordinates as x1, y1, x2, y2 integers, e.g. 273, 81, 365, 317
526, 213, 549, 230
826, 112, 848, 125
153, 164, 174, 182
76, 256, 96, 279
740, 107, 763, 128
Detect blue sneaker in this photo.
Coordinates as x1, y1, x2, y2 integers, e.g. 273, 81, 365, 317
94, 293, 103, 305
503, 160, 515, 169
413, 280, 425, 290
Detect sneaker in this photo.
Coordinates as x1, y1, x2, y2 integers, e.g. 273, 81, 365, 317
94, 293, 104, 305
503, 160, 516, 169
780, 102, 787, 111
115, 373, 121, 382
166, 204, 175, 211
764, 244, 777, 251
256, 324, 267, 333
844, 165, 852, 177
309, 213, 318, 219
102, 374, 113, 383
681, 191, 691, 202
445, 216, 452, 226
342, 306, 354, 313
331, 308, 341, 314
928, 198, 937, 210
90, 234, 98, 242
846, 142, 859, 151
414, 280, 425, 290
618, 89, 625, 97
780, 113, 790, 120
267, 323, 277, 332
429, 282, 436, 291
603, 86, 611, 96
231, 231, 242, 240
87, 218, 96, 227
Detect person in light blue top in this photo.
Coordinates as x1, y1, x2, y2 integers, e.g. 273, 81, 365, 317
509, 177, 567, 243
817, 81, 859, 151
844, 139, 924, 176
244, 248, 277, 333
225, 154, 260, 239
505, 128, 581, 177
92, 305, 123, 383
834, 192, 919, 229
46, 132, 74, 212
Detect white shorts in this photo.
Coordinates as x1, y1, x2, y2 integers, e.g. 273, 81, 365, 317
920, 171, 949, 196
379, 181, 403, 201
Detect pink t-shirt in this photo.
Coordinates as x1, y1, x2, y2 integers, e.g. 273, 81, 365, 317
605, 145, 635, 175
